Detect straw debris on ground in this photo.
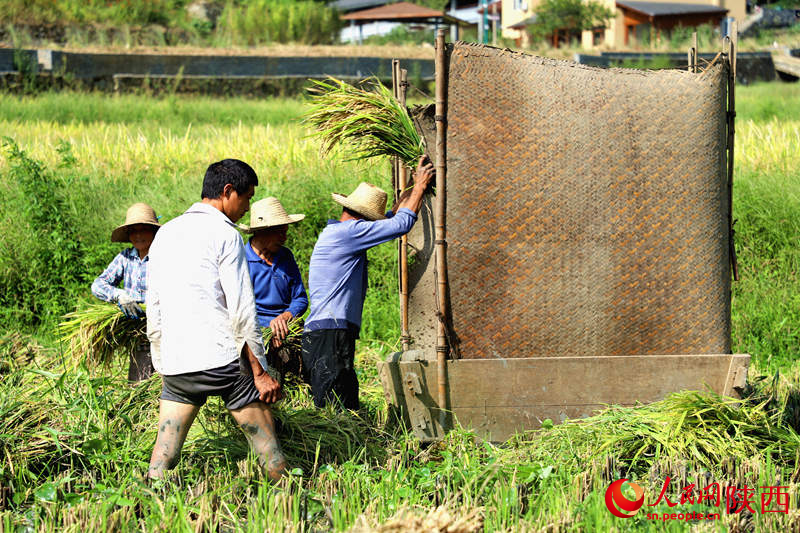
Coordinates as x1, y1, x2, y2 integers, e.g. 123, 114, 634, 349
351, 506, 484, 533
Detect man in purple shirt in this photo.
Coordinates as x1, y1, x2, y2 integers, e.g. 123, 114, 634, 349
303, 156, 434, 409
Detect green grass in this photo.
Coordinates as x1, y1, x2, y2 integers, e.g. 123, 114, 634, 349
2, 0, 343, 47
736, 83, 800, 123
0, 93, 306, 130
0, 85, 798, 530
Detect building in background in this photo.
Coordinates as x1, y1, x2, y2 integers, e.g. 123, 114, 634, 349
501, 0, 746, 48
334, 0, 475, 43
332, 0, 398, 42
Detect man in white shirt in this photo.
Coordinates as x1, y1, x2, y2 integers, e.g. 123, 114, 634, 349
146, 159, 286, 481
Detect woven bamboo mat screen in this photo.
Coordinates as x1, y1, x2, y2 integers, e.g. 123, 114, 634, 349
406, 42, 731, 359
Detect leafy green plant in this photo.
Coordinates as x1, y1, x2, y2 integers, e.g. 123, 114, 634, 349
0, 139, 86, 327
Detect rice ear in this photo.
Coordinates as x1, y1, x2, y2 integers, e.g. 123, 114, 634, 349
303, 77, 425, 167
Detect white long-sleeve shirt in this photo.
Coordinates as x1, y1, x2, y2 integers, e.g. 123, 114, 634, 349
146, 202, 267, 376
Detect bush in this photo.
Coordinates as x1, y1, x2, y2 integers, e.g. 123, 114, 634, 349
215, 0, 342, 45
667, 23, 718, 51
1, 0, 343, 46
0, 139, 88, 327
0, 0, 187, 26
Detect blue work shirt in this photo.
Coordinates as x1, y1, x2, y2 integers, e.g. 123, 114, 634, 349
305, 208, 417, 334
245, 242, 308, 328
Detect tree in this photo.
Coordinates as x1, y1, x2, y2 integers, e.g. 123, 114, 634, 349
529, 0, 615, 43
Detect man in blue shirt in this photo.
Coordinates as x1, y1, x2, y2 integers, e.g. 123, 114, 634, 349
303, 156, 434, 409
241, 197, 308, 381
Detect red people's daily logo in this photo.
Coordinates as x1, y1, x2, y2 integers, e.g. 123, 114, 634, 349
605, 479, 645, 518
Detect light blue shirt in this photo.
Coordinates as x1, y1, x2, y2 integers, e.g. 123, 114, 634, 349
305, 208, 417, 334
91, 247, 148, 303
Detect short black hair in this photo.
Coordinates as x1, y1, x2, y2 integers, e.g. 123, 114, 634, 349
201, 159, 258, 199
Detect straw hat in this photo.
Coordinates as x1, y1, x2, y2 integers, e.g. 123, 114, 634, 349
331, 183, 388, 221
111, 203, 161, 242
239, 197, 305, 233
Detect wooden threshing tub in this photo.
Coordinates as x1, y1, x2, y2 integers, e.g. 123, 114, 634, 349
378, 33, 749, 442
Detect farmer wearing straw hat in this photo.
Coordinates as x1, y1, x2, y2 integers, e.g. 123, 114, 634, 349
240, 197, 308, 383
145, 159, 286, 481
303, 156, 434, 410
91, 202, 160, 382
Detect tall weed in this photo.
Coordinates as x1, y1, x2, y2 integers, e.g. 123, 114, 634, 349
0, 139, 88, 327
215, 0, 342, 46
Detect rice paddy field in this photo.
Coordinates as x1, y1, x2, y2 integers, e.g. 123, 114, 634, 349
0, 81, 798, 531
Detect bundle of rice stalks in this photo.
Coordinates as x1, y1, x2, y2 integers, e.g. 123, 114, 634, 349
58, 302, 146, 366
261, 317, 304, 349
304, 77, 425, 167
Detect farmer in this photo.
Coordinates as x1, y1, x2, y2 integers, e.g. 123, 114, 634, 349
145, 159, 286, 481
302, 156, 434, 409
91, 202, 160, 382
240, 197, 308, 383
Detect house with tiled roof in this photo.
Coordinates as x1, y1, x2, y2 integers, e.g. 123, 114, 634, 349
501, 0, 746, 48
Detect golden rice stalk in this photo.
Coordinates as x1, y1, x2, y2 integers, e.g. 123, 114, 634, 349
58, 302, 146, 366
303, 77, 425, 167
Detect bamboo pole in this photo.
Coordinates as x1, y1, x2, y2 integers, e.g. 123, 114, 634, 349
434, 29, 449, 429
725, 22, 739, 282
399, 67, 410, 352
391, 59, 400, 199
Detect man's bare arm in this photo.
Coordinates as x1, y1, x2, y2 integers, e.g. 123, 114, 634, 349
393, 155, 435, 215
244, 344, 283, 404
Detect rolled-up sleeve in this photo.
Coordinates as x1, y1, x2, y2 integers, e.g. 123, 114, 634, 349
218, 235, 268, 374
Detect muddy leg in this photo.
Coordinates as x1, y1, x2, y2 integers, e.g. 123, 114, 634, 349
147, 399, 200, 479
228, 402, 287, 481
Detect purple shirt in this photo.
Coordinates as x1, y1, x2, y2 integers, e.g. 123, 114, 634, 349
305, 208, 417, 333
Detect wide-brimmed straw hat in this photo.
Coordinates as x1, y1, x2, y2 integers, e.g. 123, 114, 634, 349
111, 203, 161, 242
331, 182, 388, 221
239, 197, 305, 234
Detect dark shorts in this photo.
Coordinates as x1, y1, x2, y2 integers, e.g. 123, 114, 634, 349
160, 360, 260, 411
302, 327, 359, 410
